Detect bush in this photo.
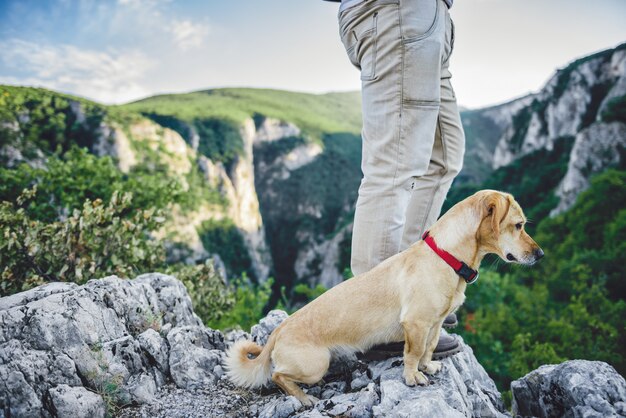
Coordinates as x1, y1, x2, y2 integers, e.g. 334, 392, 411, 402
601, 94, 626, 123
0, 188, 165, 295
208, 278, 273, 332
166, 260, 235, 325
0, 147, 186, 223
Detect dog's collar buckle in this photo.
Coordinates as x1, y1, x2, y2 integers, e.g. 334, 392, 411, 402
457, 262, 479, 284
422, 231, 480, 285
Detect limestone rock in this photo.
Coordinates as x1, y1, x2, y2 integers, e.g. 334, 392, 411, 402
371, 342, 507, 418
0, 274, 211, 416
167, 326, 225, 389
511, 360, 626, 418
260, 396, 304, 418
551, 121, 626, 215
46, 384, 107, 418
251, 309, 289, 345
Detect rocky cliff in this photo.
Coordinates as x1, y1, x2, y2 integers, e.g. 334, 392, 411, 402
461, 43, 626, 215
2, 275, 624, 417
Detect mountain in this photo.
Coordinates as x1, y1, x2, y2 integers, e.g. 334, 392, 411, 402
458, 42, 626, 216
121, 89, 364, 293
1, 43, 625, 298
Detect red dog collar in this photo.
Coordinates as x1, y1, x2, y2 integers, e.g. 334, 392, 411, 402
422, 231, 479, 284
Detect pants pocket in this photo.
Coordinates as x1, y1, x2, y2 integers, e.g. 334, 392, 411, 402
400, 0, 439, 43
341, 9, 379, 80
340, 1, 400, 81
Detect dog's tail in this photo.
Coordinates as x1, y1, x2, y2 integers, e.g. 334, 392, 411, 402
224, 332, 277, 388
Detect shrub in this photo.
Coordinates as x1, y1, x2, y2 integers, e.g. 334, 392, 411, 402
0, 147, 187, 223
166, 260, 235, 325
0, 188, 165, 295
208, 277, 273, 332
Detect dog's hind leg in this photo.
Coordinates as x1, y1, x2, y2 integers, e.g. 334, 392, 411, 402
401, 320, 430, 386
271, 344, 329, 407
272, 372, 317, 407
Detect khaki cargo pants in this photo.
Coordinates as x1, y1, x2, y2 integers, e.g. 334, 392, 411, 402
339, 0, 465, 275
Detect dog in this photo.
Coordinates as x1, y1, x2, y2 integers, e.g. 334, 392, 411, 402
224, 190, 543, 406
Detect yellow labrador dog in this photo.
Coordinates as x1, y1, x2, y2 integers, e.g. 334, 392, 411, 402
225, 190, 543, 406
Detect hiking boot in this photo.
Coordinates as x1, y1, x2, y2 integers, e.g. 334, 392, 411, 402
432, 332, 462, 360
443, 313, 458, 329
357, 341, 404, 361
357, 331, 462, 361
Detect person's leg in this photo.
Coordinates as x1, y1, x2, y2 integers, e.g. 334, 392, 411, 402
338, 0, 448, 275
401, 6, 464, 249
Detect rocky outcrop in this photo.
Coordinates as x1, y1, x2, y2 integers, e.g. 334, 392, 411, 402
463, 43, 626, 214
511, 360, 626, 418
0, 274, 223, 417
551, 121, 626, 215
294, 223, 352, 289
492, 45, 626, 169
246, 313, 508, 418
119, 305, 509, 418
3, 277, 624, 417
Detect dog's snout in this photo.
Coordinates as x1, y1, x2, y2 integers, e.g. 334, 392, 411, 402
533, 248, 544, 260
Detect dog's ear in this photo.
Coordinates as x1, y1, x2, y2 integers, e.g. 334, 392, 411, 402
483, 191, 510, 236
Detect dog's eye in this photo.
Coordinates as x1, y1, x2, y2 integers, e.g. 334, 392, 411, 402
515, 223, 523, 230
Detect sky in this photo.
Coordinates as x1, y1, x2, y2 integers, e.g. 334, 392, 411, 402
1, 0, 625, 109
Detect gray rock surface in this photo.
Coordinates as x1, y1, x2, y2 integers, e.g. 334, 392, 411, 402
167, 326, 224, 389
511, 360, 626, 418
3, 276, 623, 418
46, 384, 107, 418
0, 273, 215, 417
251, 309, 289, 345
551, 121, 626, 215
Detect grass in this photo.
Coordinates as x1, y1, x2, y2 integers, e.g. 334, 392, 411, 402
120, 88, 363, 140
87, 342, 129, 417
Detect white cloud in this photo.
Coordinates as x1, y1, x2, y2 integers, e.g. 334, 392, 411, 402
117, 0, 169, 8
0, 39, 153, 104
169, 19, 209, 50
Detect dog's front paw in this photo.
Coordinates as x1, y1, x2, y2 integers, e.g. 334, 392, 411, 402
299, 394, 319, 408
403, 368, 429, 386
420, 360, 442, 375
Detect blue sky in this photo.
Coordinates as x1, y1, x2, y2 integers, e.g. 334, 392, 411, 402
1, 0, 625, 108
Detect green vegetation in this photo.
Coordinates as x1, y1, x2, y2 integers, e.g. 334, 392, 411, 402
166, 260, 235, 325
0, 188, 165, 294
581, 81, 616, 128
0, 86, 106, 162
198, 218, 254, 279
121, 88, 362, 167
194, 117, 243, 165
87, 342, 129, 417
122, 88, 362, 140
0, 148, 187, 222
443, 136, 575, 226
601, 94, 626, 123
509, 106, 533, 154
208, 278, 273, 332
256, 132, 362, 300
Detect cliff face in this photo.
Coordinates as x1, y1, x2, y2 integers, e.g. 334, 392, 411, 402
462, 43, 626, 215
